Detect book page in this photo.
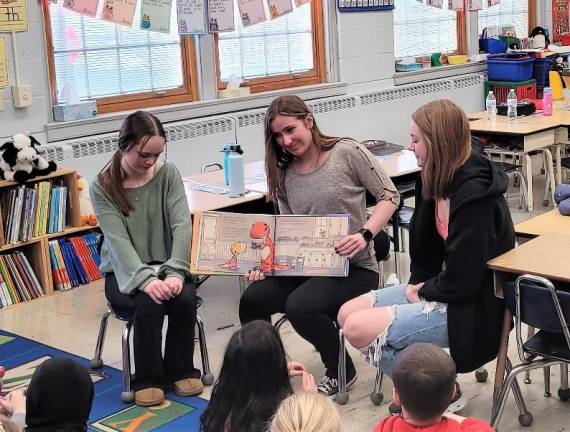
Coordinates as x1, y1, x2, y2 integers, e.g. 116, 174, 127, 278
193, 211, 276, 275
273, 215, 349, 277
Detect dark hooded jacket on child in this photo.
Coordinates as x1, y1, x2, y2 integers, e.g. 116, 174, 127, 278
410, 152, 515, 373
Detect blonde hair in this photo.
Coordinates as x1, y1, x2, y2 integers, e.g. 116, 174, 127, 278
411, 99, 472, 200
270, 392, 342, 432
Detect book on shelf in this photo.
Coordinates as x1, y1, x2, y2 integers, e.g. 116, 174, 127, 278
190, 211, 350, 277
47, 232, 103, 291
0, 251, 44, 308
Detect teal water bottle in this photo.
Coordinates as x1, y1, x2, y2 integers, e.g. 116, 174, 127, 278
222, 144, 232, 185
227, 145, 245, 197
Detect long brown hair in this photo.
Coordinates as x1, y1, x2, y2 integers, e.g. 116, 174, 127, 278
411, 99, 471, 200
97, 111, 166, 215
264, 95, 340, 203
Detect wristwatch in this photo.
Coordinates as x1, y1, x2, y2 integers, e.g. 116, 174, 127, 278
357, 227, 374, 243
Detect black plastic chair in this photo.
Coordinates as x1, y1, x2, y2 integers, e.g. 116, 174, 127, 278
491, 275, 570, 429
90, 236, 214, 403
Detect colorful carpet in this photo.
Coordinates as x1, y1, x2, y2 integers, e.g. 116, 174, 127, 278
0, 330, 208, 431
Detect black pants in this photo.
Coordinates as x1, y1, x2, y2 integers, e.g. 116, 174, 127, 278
239, 265, 378, 378
105, 273, 201, 391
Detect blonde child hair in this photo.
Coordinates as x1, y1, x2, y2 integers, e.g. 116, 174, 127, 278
270, 392, 342, 432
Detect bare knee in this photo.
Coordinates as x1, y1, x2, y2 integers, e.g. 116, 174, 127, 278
337, 302, 352, 328
342, 315, 372, 349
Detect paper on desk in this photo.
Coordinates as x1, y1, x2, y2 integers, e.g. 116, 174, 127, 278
186, 180, 228, 194
245, 173, 266, 184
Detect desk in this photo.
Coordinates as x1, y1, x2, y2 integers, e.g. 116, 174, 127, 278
514, 209, 570, 238
487, 234, 570, 422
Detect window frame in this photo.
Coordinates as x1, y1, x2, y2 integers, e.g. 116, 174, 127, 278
476, 0, 536, 39
42, 0, 198, 114
213, 0, 326, 94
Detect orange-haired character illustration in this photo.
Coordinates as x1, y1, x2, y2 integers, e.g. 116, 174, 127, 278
249, 222, 290, 272
219, 242, 247, 270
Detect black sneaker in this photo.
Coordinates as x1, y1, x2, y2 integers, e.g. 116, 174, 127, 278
317, 371, 357, 397
389, 381, 467, 415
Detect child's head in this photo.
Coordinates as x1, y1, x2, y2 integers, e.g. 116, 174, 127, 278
270, 392, 342, 432
200, 320, 293, 432
392, 343, 456, 423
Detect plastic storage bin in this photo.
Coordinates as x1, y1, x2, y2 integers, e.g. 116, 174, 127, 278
487, 54, 534, 81
484, 79, 537, 104
533, 56, 556, 87
479, 38, 507, 54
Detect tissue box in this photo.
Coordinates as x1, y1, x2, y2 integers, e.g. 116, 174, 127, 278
53, 100, 98, 122
217, 87, 251, 99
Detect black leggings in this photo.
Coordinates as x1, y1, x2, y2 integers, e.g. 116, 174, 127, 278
105, 274, 201, 391
239, 265, 378, 377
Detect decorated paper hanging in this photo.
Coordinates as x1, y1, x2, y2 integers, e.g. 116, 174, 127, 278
0, 37, 7, 88
552, 0, 569, 43
293, 0, 310, 6
487, 0, 500, 5
467, 0, 482, 10
448, 0, 464, 11
140, 0, 172, 33
267, 0, 292, 19
0, 0, 28, 32
237, 0, 265, 27
208, 0, 234, 32
101, 0, 137, 27
63, 0, 100, 18
178, 0, 205, 34
426, 0, 443, 8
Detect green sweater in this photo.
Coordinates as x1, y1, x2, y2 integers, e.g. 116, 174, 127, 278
90, 163, 192, 294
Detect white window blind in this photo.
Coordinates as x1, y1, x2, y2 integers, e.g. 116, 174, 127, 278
394, 0, 457, 59
217, 2, 313, 82
49, 2, 183, 102
478, 1, 528, 39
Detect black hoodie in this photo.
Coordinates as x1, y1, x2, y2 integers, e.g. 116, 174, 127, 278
411, 152, 515, 373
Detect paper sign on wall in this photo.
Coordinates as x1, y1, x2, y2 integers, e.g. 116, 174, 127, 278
101, 0, 137, 27
448, 0, 464, 10
552, 0, 569, 43
63, 0, 100, 18
177, 0, 205, 34
427, 0, 443, 8
267, 0, 292, 19
0, 37, 7, 87
487, 0, 500, 5
141, 0, 172, 33
237, 0, 265, 27
467, 0, 482, 10
208, 0, 234, 32
0, 0, 28, 32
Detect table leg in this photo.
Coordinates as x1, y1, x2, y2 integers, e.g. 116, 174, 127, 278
523, 154, 533, 213
555, 144, 562, 186
542, 148, 556, 206
492, 309, 513, 421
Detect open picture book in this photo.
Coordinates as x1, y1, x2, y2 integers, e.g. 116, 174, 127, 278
190, 211, 350, 277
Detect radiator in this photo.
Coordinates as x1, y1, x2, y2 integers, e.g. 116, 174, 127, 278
39, 73, 484, 180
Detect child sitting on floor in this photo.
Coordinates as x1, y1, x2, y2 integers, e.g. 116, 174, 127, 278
373, 343, 493, 432
270, 391, 342, 432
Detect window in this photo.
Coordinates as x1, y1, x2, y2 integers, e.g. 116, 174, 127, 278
215, 0, 325, 93
43, 1, 197, 114
394, 0, 465, 60
477, 0, 534, 39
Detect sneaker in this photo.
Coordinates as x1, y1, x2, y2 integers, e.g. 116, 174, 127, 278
135, 387, 165, 407
317, 371, 357, 397
174, 378, 204, 396
389, 382, 467, 416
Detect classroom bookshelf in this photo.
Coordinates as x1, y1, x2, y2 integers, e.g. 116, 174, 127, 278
0, 168, 101, 310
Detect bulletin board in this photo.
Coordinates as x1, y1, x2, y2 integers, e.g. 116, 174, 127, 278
337, 0, 395, 12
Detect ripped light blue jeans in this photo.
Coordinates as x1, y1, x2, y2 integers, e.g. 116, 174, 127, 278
364, 283, 449, 377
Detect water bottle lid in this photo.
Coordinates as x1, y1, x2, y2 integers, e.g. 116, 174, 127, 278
544, 87, 552, 93
488, 90, 494, 95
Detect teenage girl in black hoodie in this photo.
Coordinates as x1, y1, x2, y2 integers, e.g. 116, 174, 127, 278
338, 99, 515, 390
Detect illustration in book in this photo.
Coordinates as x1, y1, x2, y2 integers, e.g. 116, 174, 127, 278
191, 211, 350, 277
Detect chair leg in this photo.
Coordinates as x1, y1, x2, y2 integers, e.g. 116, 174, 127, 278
90, 310, 111, 369
121, 321, 135, 403
196, 314, 214, 386
336, 329, 348, 405
370, 367, 384, 406
507, 358, 533, 426
559, 363, 570, 401
544, 366, 551, 397
524, 327, 535, 384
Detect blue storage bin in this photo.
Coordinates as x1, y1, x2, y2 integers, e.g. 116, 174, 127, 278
479, 38, 507, 54
533, 56, 556, 87
487, 55, 534, 81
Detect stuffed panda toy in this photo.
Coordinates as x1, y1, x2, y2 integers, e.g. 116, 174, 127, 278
0, 132, 57, 183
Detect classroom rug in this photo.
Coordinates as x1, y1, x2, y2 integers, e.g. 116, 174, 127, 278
0, 330, 208, 431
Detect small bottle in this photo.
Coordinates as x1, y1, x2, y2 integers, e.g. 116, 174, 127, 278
486, 90, 497, 121
507, 89, 518, 123
227, 145, 245, 198
543, 87, 553, 116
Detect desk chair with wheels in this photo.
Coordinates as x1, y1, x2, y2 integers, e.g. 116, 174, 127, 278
491, 274, 570, 429
90, 237, 214, 403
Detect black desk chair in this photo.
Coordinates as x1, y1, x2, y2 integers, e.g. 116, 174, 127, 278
491, 275, 570, 429
90, 236, 214, 403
